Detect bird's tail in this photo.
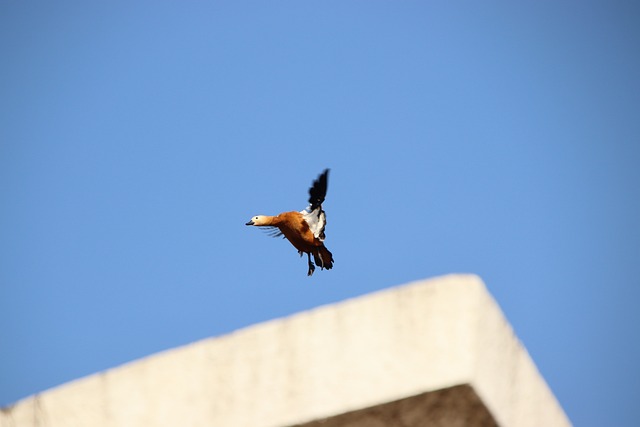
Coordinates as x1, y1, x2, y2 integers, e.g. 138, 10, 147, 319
313, 246, 334, 270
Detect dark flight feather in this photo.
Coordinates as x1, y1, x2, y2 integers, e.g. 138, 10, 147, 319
261, 226, 284, 238
308, 169, 329, 211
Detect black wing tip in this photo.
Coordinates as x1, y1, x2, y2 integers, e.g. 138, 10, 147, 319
308, 168, 330, 210
316, 168, 330, 183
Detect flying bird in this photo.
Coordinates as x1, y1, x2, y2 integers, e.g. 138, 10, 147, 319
245, 169, 334, 276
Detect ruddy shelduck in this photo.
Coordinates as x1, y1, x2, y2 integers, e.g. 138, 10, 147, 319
246, 169, 334, 276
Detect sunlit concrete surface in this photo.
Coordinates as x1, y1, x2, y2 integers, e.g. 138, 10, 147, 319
1, 274, 571, 427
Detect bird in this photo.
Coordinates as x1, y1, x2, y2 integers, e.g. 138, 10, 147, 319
245, 169, 334, 276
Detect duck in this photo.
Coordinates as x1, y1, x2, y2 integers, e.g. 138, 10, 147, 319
246, 169, 334, 276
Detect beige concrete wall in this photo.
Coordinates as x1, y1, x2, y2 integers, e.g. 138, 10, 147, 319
0, 274, 571, 427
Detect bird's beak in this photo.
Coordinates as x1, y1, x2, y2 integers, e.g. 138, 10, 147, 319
245, 220, 254, 226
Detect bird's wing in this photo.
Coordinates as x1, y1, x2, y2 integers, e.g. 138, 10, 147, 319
302, 169, 329, 240
308, 169, 329, 212
260, 226, 284, 238
301, 208, 326, 241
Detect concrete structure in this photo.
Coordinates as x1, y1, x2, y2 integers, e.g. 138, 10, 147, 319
1, 275, 571, 427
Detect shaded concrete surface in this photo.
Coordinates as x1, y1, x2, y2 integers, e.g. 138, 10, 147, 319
1, 274, 571, 427
292, 385, 498, 427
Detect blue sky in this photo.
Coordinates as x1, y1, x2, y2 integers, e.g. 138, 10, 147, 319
1, 1, 639, 425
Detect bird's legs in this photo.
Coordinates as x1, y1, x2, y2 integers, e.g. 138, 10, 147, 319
306, 252, 315, 277
316, 251, 325, 269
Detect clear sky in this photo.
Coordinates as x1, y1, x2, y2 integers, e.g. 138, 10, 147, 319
1, 1, 639, 425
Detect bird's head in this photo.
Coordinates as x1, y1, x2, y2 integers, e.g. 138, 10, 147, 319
245, 215, 268, 226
